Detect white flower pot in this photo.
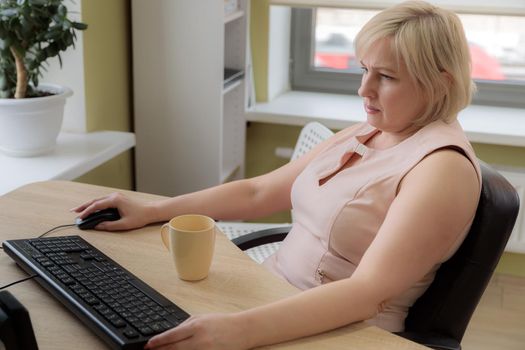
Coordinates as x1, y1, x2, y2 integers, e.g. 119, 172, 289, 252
0, 84, 72, 157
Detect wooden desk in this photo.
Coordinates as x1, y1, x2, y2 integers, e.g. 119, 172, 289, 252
0, 181, 426, 349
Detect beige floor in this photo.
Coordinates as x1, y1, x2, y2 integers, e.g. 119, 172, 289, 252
461, 273, 525, 350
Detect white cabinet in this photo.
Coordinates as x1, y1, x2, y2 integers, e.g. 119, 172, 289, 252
132, 0, 249, 196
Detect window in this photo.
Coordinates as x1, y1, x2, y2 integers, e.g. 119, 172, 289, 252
291, 7, 525, 108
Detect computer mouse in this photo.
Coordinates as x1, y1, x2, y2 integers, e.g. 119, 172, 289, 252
76, 208, 121, 230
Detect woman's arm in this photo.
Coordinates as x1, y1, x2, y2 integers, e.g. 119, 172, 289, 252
145, 149, 480, 349
71, 125, 356, 231
70, 162, 303, 231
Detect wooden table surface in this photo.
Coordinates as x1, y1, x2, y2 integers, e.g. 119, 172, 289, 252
0, 181, 427, 349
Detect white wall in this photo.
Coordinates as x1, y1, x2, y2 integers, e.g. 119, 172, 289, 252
268, 6, 292, 100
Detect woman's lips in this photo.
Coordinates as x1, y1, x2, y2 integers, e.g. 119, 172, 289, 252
364, 104, 380, 114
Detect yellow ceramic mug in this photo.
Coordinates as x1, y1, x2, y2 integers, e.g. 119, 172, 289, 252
160, 214, 216, 281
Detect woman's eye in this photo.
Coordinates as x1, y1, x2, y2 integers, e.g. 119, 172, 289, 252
360, 66, 368, 74
380, 74, 393, 80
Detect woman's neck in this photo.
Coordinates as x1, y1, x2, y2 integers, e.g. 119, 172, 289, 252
366, 124, 423, 150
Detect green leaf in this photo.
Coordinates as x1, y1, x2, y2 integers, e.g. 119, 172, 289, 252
0, 74, 7, 89
0, 38, 9, 50
30, 0, 48, 6
57, 4, 66, 17
61, 19, 70, 30
0, 9, 19, 18
72, 22, 87, 30
35, 50, 45, 62
45, 45, 57, 57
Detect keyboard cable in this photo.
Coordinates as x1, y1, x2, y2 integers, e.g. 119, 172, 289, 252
0, 223, 77, 289
0, 275, 38, 290
0, 223, 77, 251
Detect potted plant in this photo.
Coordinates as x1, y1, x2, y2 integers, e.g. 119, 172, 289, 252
0, 0, 87, 157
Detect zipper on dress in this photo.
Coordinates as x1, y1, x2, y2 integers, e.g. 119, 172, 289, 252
316, 268, 325, 283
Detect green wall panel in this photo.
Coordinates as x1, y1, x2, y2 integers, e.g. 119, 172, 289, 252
73, 0, 133, 190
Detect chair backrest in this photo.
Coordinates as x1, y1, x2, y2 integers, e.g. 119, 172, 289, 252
403, 161, 520, 342
291, 122, 334, 161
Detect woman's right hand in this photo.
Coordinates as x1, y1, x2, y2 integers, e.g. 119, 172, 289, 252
71, 192, 157, 231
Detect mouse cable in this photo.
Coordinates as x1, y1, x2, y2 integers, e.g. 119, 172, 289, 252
0, 223, 77, 251
37, 223, 77, 238
0, 274, 38, 290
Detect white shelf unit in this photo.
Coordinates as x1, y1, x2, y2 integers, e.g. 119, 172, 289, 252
131, 0, 249, 196
225, 9, 245, 24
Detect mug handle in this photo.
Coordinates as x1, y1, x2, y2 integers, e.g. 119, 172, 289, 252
160, 223, 170, 251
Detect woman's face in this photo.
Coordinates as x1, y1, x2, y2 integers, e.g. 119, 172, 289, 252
358, 38, 427, 135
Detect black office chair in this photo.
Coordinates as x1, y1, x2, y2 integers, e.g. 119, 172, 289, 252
233, 161, 520, 350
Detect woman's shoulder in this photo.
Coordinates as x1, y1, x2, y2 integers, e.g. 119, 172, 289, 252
416, 119, 470, 146
401, 148, 481, 200
414, 119, 481, 184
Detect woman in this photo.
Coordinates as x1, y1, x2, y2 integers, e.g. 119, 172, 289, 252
73, 1, 481, 349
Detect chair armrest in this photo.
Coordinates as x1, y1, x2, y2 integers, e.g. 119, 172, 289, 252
232, 226, 292, 251
395, 331, 461, 350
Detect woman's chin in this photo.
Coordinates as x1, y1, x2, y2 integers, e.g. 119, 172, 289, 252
366, 114, 382, 127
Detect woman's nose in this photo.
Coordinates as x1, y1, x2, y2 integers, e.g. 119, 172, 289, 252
358, 74, 375, 98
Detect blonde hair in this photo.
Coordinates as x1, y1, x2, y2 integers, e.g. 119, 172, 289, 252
355, 0, 475, 125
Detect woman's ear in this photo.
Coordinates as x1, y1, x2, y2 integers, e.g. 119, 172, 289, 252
440, 70, 453, 88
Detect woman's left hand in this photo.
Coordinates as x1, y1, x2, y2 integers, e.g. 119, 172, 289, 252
144, 314, 249, 350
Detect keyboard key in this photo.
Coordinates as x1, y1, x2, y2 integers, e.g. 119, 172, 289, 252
61, 277, 75, 285
111, 318, 127, 328
123, 329, 139, 339
84, 296, 100, 305
138, 326, 155, 336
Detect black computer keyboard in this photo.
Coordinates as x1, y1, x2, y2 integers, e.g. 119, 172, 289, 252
2, 235, 190, 350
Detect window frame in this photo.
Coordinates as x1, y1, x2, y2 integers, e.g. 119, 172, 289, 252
290, 7, 525, 108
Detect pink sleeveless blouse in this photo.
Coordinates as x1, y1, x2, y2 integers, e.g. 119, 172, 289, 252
263, 119, 481, 332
